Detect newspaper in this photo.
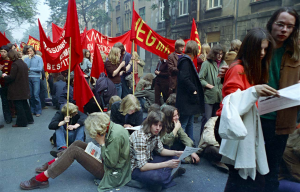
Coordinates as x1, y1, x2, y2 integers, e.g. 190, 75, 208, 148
258, 84, 300, 115
171, 146, 201, 176
85, 142, 102, 163
125, 125, 142, 131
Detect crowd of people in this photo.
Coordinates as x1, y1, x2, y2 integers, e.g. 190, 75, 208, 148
0, 6, 299, 192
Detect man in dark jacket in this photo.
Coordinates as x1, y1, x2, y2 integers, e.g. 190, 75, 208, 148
49, 103, 87, 156
176, 41, 204, 142
52, 75, 66, 109
155, 57, 169, 105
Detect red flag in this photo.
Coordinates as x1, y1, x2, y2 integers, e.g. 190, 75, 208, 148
0, 32, 10, 47
90, 43, 105, 79
3, 32, 6, 37
81, 27, 87, 49
64, 0, 83, 71
73, 65, 94, 112
27, 35, 41, 51
52, 23, 64, 43
190, 18, 201, 68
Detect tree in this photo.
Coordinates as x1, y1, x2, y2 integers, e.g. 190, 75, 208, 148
21, 24, 40, 43
45, 0, 111, 31
150, 0, 176, 38
0, 0, 38, 27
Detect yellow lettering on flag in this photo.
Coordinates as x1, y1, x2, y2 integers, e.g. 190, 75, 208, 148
136, 19, 145, 43
146, 30, 156, 46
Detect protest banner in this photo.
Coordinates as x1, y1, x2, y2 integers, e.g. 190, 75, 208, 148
27, 36, 41, 51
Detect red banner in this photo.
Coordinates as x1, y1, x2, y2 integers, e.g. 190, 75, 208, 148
86, 29, 132, 61
0, 32, 10, 47
27, 36, 41, 51
39, 19, 70, 73
52, 23, 64, 43
190, 18, 201, 68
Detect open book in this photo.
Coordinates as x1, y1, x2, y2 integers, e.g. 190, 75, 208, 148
85, 142, 102, 163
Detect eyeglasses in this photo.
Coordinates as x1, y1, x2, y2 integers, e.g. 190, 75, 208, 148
217, 53, 224, 56
274, 22, 295, 31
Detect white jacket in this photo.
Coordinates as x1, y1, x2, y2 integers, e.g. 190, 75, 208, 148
219, 86, 269, 180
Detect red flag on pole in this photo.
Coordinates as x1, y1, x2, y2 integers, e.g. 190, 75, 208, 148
73, 65, 94, 112
81, 27, 87, 49
52, 23, 64, 43
64, 0, 83, 71
3, 32, 6, 37
90, 43, 105, 79
190, 18, 201, 68
0, 32, 10, 47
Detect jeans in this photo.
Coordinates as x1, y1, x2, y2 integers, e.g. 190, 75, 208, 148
200, 103, 220, 138
55, 125, 85, 149
115, 83, 122, 98
180, 114, 194, 142
0, 86, 12, 123
29, 77, 42, 114
39, 78, 48, 108
121, 76, 132, 98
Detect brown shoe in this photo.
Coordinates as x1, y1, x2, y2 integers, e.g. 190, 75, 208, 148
20, 176, 49, 190
35, 163, 49, 173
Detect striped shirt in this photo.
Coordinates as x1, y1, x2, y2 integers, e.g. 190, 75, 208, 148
129, 129, 164, 171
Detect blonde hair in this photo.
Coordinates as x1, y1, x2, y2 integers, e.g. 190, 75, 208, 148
84, 112, 110, 138
175, 39, 185, 50
100, 51, 107, 62
61, 103, 78, 116
132, 51, 139, 60
109, 95, 121, 110
119, 94, 141, 115
108, 47, 120, 65
200, 43, 211, 61
230, 39, 242, 53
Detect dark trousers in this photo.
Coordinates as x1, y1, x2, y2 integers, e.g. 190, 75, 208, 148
131, 155, 176, 189
154, 80, 169, 105
121, 76, 132, 98
261, 118, 289, 192
224, 165, 265, 192
14, 100, 34, 127
0, 86, 12, 123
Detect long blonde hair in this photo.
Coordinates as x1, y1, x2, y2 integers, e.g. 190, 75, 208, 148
200, 43, 211, 61
108, 47, 120, 65
119, 94, 141, 115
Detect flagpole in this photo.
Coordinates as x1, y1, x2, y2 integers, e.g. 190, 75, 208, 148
66, 37, 72, 148
88, 75, 91, 86
132, 40, 135, 94
93, 96, 103, 112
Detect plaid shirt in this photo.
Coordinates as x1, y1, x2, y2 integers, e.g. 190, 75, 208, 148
130, 130, 164, 171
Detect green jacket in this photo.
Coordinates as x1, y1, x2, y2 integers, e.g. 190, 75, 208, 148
199, 60, 227, 104
160, 127, 194, 148
135, 57, 145, 78
98, 122, 131, 192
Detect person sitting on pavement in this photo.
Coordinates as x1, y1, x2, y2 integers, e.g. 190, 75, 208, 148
48, 103, 87, 157
161, 93, 176, 109
52, 75, 66, 110
110, 94, 143, 128
106, 95, 121, 117
130, 110, 185, 191
161, 105, 200, 164
134, 82, 155, 112
20, 112, 131, 191
197, 116, 228, 172
58, 78, 75, 110
135, 73, 155, 92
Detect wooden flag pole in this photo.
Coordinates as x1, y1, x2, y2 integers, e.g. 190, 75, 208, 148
66, 38, 72, 148
132, 40, 135, 94
93, 96, 103, 112
88, 75, 92, 86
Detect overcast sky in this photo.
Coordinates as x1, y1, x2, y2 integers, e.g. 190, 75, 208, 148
12, 0, 50, 40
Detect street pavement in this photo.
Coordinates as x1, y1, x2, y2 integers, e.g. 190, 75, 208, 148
0, 107, 228, 192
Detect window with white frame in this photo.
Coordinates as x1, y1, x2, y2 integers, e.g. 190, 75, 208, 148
160, 1, 164, 22
116, 17, 121, 33
139, 7, 145, 21
207, 0, 222, 9
179, 0, 188, 16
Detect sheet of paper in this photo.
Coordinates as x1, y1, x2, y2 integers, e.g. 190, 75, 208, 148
258, 84, 300, 115
125, 125, 142, 131
171, 146, 201, 176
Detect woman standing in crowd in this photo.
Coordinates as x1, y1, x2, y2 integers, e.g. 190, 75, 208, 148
215, 28, 278, 191
224, 39, 242, 65
80, 49, 92, 76
2, 50, 33, 127
199, 44, 227, 131
130, 110, 185, 191
131, 51, 145, 87
110, 94, 143, 128
197, 43, 211, 73
24, 46, 43, 117
161, 105, 200, 164
20, 113, 131, 191
105, 47, 131, 98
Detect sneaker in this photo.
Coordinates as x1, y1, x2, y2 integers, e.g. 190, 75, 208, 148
173, 167, 186, 178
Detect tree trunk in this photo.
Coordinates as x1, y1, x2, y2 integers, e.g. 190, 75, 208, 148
163, 0, 171, 38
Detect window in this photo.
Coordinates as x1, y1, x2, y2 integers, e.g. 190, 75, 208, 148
159, 1, 164, 21
139, 7, 145, 21
207, 0, 222, 9
116, 17, 121, 33
125, 12, 131, 31
179, 0, 188, 16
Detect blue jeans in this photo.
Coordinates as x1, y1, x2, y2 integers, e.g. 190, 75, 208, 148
55, 125, 85, 149
29, 77, 42, 114
115, 83, 122, 98
180, 114, 194, 142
